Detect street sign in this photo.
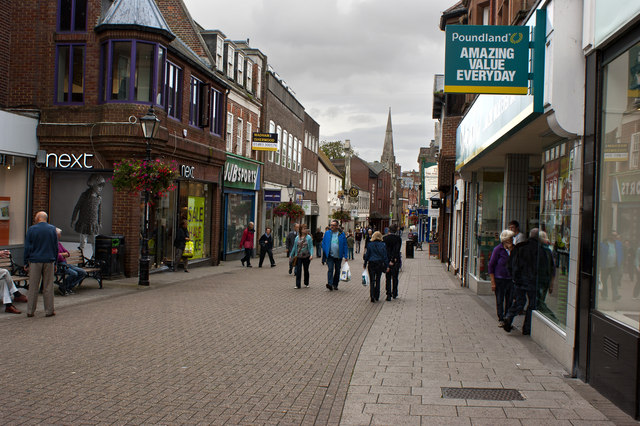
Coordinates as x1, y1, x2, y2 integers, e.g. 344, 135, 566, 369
348, 187, 359, 197
251, 132, 278, 151
445, 25, 530, 95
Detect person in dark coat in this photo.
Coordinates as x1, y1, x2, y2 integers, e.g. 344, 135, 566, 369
383, 224, 402, 301
364, 231, 389, 303
503, 228, 553, 335
313, 227, 324, 261
489, 229, 515, 327
173, 219, 191, 272
239, 222, 255, 267
258, 227, 276, 268
286, 223, 299, 274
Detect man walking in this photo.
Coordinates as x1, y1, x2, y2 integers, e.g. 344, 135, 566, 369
383, 224, 402, 300
322, 220, 348, 291
503, 228, 553, 335
24, 211, 58, 317
286, 223, 299, 274
258, 227, 276, 268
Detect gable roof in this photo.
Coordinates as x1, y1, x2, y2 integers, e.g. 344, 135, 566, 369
96, 0, 175, 40
318, 150, 342, 177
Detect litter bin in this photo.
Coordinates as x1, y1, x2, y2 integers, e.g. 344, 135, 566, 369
95, 235, 125, 279
405, 239, 414, 259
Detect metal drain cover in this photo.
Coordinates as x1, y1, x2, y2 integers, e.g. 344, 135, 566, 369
441, 387, 525, 401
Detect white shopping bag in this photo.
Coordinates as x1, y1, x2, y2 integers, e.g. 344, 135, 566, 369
362, 269, 370, 286
340, 261, 351, 281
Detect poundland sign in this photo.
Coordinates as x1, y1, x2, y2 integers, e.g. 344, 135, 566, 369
445, 25, 530, 95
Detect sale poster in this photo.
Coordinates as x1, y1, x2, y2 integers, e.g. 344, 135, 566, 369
187, 196, 205, 259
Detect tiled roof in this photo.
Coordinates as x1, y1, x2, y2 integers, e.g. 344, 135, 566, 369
97, 0, 174, 39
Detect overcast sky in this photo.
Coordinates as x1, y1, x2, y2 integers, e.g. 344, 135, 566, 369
183, 0, 448, 172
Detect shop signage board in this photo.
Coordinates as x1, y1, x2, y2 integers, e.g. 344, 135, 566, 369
264, 190, 281, 202
223, 156, 260, 190
46, 152, 94, 168
251, 132, 278, 151
604, 143, 629, 162
187, 196, 205, 259
445, 25, 530, 95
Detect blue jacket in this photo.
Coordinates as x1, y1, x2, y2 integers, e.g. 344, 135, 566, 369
290, 235, 314, 258
24, 222, 59, 264
322, 230, 349, 259
363, 240, 389, 270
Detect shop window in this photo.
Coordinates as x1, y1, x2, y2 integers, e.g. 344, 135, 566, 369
595, 41, 640, 330
472, 171, 504, 280
0, 156, 28, 246
165, 61, 182, 119
189, 76, 209, 128
210, 89, 223, 135
58, 0, 87, 32
101, 40, 163, 104
55, 44, 84, 104
225, 192, 254, 253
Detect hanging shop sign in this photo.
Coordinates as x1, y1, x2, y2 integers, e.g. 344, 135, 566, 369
223, 156, 260, 190
445, 25, 530, 95
251, 132, 278, 151
264, 190, 281, 203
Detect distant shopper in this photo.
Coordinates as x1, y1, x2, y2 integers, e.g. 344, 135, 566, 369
24, 211, 59, 318
239, 222, 255, 268
354, 227, 363, 253
383, 224, 402, 300
290, 224, 314, 288
363, 231, 389, 303
173, 220, 191, 272
364, 228, 373, 252
489, 229, 515, 327
322, 220, 349, 291
313, 227, 324, 261
599, 231, 623, 301
56, 228, 87, 294
286, 223, 299, 274
258, 227, 276, 268
347, 232, 355, 260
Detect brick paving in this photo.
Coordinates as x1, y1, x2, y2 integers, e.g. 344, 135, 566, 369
1, 247, 637, 425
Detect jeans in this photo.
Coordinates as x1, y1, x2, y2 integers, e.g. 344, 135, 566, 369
241, 248, 253, 266
505, 285, 536, 334
315, 243, 322, 258
175, 248, 189, 271
64, 264, 87, 290
368, 261, 384, 301
326, 256, 342, 288
259, 246, 275, 267
600, 266, 620, 299
494, 277, 512, 321
295, 257, 311, 287
355, 240, 361, 253
385, 262, 400, 298
348, 248, 354, 259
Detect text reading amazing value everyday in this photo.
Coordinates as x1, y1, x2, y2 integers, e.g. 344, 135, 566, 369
457, 47, 517, 82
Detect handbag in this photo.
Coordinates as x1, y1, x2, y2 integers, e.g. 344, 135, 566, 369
183, 241, 195, 258
292, 256, 298, 267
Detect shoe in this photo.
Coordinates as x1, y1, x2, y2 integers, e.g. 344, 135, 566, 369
259, 265, 263, 268
184, 270, 189, 273
247, 265, 252, 268
498, 321, 504, 328
503, 319, 512, 332
289, 268, 293, 274
5, 305, 21, 314
271, 264, 276, 267
333, 286, 339, 291
66, 289, 75, 295
295, 286, 300, 289
58, 288, 67, 296
522, 330, 530, 335
46, 312, 56, 317
13, 294, 27, 303
241, 259, 245, 266
371, 297, 376, 303
326, 284, 333, 291
27, 313, 34, 317
305, 283, 309, 287
386, 296, 392, 301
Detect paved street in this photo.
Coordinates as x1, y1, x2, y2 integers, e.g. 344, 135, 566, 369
1, 248, 637, 425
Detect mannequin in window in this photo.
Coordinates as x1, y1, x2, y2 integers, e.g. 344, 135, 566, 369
71, 174, 105, 255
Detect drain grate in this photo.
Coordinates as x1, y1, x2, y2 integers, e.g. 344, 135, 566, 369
441, 387, 525, 401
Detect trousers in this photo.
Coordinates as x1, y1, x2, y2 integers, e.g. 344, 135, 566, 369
27, 262, 55, 316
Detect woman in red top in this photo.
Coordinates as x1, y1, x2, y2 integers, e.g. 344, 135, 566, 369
239, 222, 255, 267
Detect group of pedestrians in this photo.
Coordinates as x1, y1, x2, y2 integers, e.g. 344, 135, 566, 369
488, 220, 555, 335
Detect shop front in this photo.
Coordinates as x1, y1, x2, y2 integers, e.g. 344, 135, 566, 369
263, 189, 288, 250
0, 111, 38, 258
222, 155, 260, 260
580, 10, 640, 417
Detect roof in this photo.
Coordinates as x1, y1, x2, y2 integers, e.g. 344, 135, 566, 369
318, 150, 343, 177
96, 0, 175, 40
440, 1, 467, 31
368, 161, 385, 175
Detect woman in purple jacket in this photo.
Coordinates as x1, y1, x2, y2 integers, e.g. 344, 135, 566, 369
489, 230, 515, 327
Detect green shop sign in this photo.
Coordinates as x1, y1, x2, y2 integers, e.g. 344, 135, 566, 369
445, 25, 530, 94
224, 156, 260, 190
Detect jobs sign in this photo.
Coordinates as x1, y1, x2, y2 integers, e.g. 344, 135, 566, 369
445, 25, 530, 95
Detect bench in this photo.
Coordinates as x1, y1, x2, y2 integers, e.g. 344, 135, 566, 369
0, 253, 29, 289
55, 249, 104, 289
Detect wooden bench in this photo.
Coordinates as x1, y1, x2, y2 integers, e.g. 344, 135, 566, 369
55, 249, 104, 289
0, 253, 29, 289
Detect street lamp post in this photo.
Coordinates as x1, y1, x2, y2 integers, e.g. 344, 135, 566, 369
138, 107, 160, 286
338, 190, 345, 226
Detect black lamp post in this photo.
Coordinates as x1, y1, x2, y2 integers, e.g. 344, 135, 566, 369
138, 107, 160, 286
287, 179, 295, 202
338, 190, 345, 226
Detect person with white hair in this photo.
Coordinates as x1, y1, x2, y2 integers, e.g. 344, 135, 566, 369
488, 229, 515, 327
0, 250, 27, 314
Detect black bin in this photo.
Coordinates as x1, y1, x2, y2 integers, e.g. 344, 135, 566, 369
405, 240, 414, 259
95, 235, 125, 279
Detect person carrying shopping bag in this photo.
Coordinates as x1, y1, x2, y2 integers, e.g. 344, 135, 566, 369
290, 224, 314, 288
363, 231, 389, 303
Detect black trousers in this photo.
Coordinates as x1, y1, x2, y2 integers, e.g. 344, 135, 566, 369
295, 257, 311, 287
385, 263, 400, 298
368, 262, 384, 301
259, 247, 275, 267
241, 248, 253, 265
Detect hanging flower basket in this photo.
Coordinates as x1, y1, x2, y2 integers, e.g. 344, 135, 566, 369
331, 210, 352, 222
273, 201, 305, 220
111, 159, 178, 198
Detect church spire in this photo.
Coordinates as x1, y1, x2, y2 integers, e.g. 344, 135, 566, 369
381, 108, 395, 170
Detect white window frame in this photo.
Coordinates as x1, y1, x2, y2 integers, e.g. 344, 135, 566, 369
288, 133, 293, 169
216, 35, 224, 72
236, 53, 244, 86
293, 137, 298, 171
236, 117, 243, 155
632, 133, 640, 169
256, 65, 262, 98
276, 126, 282, 164
282, 130, 288, 167
226, 113, 234, 151
303, 169, 308, 190
297, 139, 302, 172
246, 59, 253, 93
246, 121, 252, 157
268, 121, 276, 162
226, 45, 235, 79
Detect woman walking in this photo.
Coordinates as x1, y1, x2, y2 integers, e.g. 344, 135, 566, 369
363, 231, 389, 302
488, 229, 515, 327
290, 224, 314, 288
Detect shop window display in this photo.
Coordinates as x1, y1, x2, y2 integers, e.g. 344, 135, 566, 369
0, 156, 29, 246
225, 192, 254, 254
472, 171, 504, 280
596, 41, 640, 330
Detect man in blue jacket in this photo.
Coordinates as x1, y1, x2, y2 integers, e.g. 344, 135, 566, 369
24, 211, 59, 317
322, 220, 349, 291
